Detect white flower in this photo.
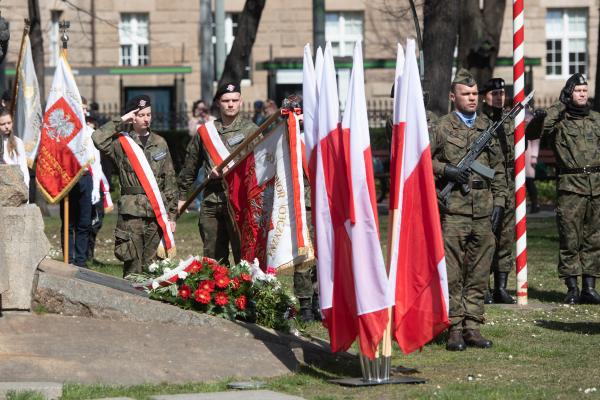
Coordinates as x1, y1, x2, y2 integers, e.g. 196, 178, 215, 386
253, 258, 260, 268
240, 259, 250, 268
163, 267, 172, 274
178, 270, 188, 280
151, 280, 159, 290
148, 263, 158, 273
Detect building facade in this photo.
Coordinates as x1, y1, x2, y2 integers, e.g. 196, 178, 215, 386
1, 0, 598, 121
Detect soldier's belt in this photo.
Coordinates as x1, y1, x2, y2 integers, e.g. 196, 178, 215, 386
121, 186, 146, 195
558, 165, 600, 175
471, 181, 489, 190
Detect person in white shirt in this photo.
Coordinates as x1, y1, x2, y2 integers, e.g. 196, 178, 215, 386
0, 107, 29, 188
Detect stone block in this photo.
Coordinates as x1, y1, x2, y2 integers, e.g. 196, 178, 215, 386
0, 164, 28, 207
0, 205, 50, 309
0, 382, 62, 400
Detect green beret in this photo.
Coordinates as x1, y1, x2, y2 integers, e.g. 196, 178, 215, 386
452, 68, 476, 87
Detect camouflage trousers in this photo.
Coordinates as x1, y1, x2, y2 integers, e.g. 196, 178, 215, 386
294, 262, 317, 299
114, 215, 161, 278
556, 192, 600, 279
442, 214, 495, 331
199, 199, 241, 266
492, 198, 515, 274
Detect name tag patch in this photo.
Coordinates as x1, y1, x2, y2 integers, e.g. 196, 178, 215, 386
152, 150, 167, 161
227, 134, 245, 147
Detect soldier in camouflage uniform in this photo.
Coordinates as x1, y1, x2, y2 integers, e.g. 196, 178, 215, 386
431, 69, 508, 351
92, 95, 178, 277
530, 73, 600, 305
178, 82, 258, 265
479, 78, 516, 304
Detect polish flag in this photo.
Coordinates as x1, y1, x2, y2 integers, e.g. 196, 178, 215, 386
36, 52, 94, 203
388, 39, 450, 354
314, 42, 390, 359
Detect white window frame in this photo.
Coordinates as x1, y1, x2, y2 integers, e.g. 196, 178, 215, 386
325, 12, 364, 57
545, 8, 588, 79
119, 13, 150, 67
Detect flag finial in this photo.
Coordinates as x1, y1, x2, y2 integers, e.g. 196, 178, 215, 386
59, 20, 70, 49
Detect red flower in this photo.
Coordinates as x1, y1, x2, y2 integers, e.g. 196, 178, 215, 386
198, 280, 215, 293
214, 274, 230, 289
215, 291, 229, 306
178, 284, 191, 299
188, 260, 203, 274
234, 295, 247, 310
202, 257, 219, 268
212, 265, 229, 276
231, 277, 241, 290
240, 272, 252, 282
266, 267, 277, 275
194, 289, 211, 304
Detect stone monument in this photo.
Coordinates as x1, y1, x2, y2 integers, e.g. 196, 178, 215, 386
0, 165, 50, 311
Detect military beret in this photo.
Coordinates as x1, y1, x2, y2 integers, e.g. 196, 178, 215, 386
452, 68, 477, 87
124, 95, 151, 114
215, 82, 241, 99
565, 73, 587, 87
479, 78, 505, 94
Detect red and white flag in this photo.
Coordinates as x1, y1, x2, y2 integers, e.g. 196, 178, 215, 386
224, 112, 313, 270
388, 39, 450, 354
36, 53, 94, 203
310, 42, 390, 359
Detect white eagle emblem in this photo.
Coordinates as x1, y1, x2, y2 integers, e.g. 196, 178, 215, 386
139, 99, 147, 107
227, 84, 235, 92
44, 109, 75, 143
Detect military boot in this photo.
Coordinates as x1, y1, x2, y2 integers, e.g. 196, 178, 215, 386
299, 298, 314, 322
493, 271, 516, 304
463, 329, 493, 348
580, 275, 600, 305
484, 288, 493, 304
564, 276, 580, 305
446, 330, 466, 351
311, 293, 322, 321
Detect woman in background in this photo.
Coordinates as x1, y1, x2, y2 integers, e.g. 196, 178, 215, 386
0, 107, 29, 188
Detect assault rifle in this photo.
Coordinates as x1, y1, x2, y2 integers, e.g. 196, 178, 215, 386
439, 90, 535, 205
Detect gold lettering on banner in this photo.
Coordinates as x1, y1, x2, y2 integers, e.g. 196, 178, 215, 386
267, 175, 289, 258
38, 146, 71, 181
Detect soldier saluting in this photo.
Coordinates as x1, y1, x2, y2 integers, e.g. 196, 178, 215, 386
530, 73, 600, 305
92, 95, 178, 277
431, 69, 508, 351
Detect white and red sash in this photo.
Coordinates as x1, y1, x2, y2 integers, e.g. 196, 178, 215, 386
197, 121, 235, 169
100, 173, 114, 211
117, 133, 175, 253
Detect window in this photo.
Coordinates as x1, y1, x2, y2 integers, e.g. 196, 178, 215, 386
546, 9, 588, 77
48, 10, 63, 67
119, 13, 149, 66
212, 13, 251, 80
325, 12, 364, 57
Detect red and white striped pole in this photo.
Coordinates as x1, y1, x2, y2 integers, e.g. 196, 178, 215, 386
513, 0, 528, 305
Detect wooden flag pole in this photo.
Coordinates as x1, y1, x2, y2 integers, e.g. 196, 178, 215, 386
60, 20, 70, 264
10, 19, 30, 119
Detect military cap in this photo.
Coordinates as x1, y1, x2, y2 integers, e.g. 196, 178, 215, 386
215, 81, 241, 99
479, 78, 505, 94
124, 95, 151, 114
452, 68, 476, 87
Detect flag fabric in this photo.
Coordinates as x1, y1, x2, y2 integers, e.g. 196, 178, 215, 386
14, 34, 42, 167
86, 128, 113, 212
387, 39, 450, 354
36, 53, 94, 203
224, 112, 313, 270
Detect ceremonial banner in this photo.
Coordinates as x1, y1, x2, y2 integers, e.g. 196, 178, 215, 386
14, 34, 42, 167
224, 112, 312, 270
36, 53, 93, 203
87, 131, 113, 212
388, 39, 449, 354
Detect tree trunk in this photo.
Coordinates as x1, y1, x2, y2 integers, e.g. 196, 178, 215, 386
457, 0, 506, 86
28, 0, 44, 100
216, 0, 266, 92
422, 0, 460, 116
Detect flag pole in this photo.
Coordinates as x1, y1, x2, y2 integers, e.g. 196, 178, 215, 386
60, 21, 71, 264
513, 0, 528, 305
10, 19, 30, 119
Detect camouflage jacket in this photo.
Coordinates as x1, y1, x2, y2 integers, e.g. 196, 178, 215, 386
92, 117, 178, 219
431, 112, 508, 217
539, 102, 600, 196
178, 116, 259, 203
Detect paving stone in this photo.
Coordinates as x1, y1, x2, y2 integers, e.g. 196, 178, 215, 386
149, 390, 306, 400
0, 382, 62, 400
